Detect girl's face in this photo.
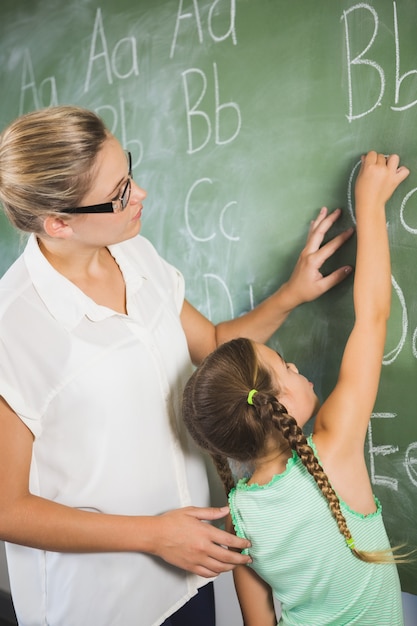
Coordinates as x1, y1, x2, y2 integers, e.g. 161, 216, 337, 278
67, 135, 147, 247
255, 342, 320, 427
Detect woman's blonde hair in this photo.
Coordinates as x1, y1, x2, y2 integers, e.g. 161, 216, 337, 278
0, 105, 108, 233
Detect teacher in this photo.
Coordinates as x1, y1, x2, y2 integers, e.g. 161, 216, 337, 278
0, 106, 353, 626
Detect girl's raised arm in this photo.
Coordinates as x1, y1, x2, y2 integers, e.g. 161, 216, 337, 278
314, 153, 409, 461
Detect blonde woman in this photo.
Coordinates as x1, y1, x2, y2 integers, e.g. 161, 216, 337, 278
0, 105, 353, 625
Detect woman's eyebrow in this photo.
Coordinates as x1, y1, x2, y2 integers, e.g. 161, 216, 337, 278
106, 151, 131, 198
107, 174, 127, 199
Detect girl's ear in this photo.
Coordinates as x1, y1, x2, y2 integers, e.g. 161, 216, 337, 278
43, 214, 74, 239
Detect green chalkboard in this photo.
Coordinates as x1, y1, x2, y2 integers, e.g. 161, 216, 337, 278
1, 0, 417, 594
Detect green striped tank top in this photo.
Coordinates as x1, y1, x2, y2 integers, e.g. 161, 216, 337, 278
229, 436, 403, 625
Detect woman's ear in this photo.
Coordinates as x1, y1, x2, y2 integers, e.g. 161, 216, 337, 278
43, 214, 74, 239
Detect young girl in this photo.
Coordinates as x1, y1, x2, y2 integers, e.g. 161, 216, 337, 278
183, 152, 410, 626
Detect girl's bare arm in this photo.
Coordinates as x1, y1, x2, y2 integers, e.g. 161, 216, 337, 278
315, 153, 409, 478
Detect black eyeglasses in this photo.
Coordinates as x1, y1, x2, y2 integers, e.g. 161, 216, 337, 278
61, 151, 132, 214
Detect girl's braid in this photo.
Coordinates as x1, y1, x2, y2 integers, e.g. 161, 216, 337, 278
212, 453, 235, 496
262, 395, 355, 550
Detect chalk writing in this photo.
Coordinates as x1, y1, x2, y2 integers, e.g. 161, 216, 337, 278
203, 273, 234, 320
95, 98, 143, 168
182, 62, 241, 153
220, 201, 239, 241
185, 178, 216, 241
341, 1, 417, 122
391, 0, 417, 112
368, 413, 399, 491
170, 0, 237, 59
185, 178, 239, 241
413, 327, 417, 360
85, 8, 139, 93
404, 442, 417, 487
384, 276, 408, 366
341, 3, 384, 122
19, 49, 58, 114
400, 187, 417, 235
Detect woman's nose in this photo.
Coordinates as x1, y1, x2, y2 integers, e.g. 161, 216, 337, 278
131, 179, 147, 201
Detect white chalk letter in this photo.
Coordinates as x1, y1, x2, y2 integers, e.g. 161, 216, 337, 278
404, 441, 417, 486
204, 273, 234, 321
85, 8, 113, 92
19, 50, 58, 113
400, 187, 417, 234
112, 37, 139, 80
392, 1, 417, 112
220, 200, 239, 241
185, 178, 215, 241
182, 68, 211, 154
383, 275, 408, 365
341, 3, 385, 122
367, 414, 399, 490
170, 0, 203, 59
19, 50, 39, 113
214, 62, 241, 145
208, 0, 237, 44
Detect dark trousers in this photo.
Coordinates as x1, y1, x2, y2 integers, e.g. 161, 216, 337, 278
162, 582, 215, 626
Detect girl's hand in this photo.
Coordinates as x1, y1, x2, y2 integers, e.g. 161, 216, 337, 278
355, 152, 410, 208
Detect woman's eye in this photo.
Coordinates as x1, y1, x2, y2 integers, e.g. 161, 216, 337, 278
112, 184, 124, 202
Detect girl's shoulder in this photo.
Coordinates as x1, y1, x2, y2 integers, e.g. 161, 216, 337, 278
310, 432, 377, 516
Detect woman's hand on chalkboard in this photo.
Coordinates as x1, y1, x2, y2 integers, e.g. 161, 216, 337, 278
149, 505, 252, 578
283, 207, 354, 306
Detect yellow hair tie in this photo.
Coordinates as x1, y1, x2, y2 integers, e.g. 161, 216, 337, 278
247, 389, 258, 405
346, 537, 355, 550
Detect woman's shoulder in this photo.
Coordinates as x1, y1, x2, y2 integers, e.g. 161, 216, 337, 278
0, 248, 30, 317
